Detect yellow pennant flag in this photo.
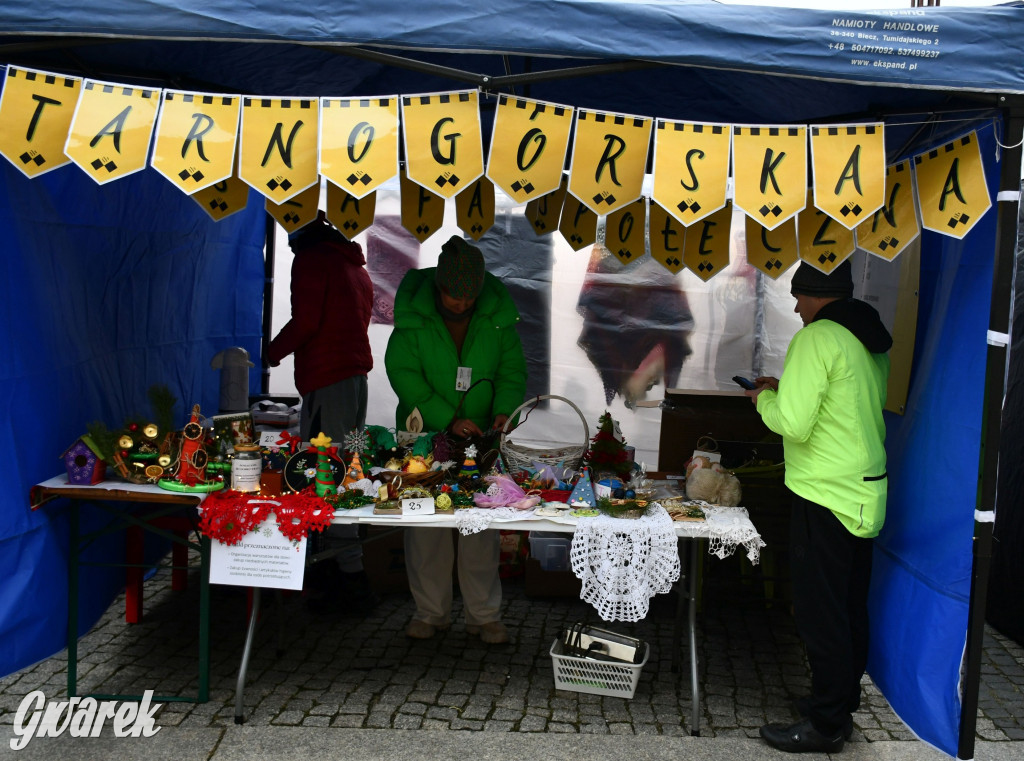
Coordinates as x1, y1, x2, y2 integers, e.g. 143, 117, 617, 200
797, 190, 855, 272
914, 131, 990, 240
746, 215, 798, 279
684, 201, 733, 282
455, 177, 495, 241
810, 123, 885, 230
487, 94, 573, 203
525, 175, 567, 236
400, 170, 445, 243
402, 90, 483, 199
856, 160, 920, 261
568, 108, 651, 216
558, 194, 598, 251
652, 120, 730, 226
151, 89, 240, 193
266, 183, 321, 234
319, 96, 399, 199
239, 96, 319, 203
732, 125, 807, 230
65, 78, 160, 184
0, 66, 80, 178
648, 201, 687, 275
605, 199, 648, 265
327, 181, 376, 240
190, 174, 252, 222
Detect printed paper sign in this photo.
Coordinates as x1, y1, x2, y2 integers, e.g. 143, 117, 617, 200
401, 497, 435, 516
209, 514, 306, 590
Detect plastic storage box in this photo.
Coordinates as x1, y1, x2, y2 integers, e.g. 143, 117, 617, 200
549, 637, 649, 698
529, 531, 571, 572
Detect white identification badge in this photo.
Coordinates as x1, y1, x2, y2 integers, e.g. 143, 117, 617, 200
456, 366, 472, 392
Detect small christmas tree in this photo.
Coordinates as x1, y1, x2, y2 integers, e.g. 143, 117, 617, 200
583, 412, 631, 480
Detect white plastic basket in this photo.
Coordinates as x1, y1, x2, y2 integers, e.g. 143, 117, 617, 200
549, 637, 648, 699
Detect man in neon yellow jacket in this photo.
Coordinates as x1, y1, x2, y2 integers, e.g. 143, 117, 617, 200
385, 236, 526, 644
748, 260, 891, 754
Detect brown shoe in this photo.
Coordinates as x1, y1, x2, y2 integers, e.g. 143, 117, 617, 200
466, 621, 509, 644
406, 620, 436, 639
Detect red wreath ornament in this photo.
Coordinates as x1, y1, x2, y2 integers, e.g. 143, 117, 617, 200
199, 489, 336, 545
272, 488, 335, 543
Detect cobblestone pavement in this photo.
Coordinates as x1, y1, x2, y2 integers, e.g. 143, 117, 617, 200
0, 547, 1021, 749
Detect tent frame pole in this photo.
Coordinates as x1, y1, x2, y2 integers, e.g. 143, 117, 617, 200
957, 99, 1024, 761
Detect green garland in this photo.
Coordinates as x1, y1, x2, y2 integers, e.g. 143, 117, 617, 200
596, 496, 654, 519
324, 490, 376, 510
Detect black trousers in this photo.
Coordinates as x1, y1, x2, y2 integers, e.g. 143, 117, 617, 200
790, 494, 874, 735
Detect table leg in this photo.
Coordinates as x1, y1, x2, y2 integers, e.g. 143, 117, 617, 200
125, 525, 144, 623
234, 587, 261, 724
67, 502, 80, 698
688, 539, 701, 736
198, 534, 211, 703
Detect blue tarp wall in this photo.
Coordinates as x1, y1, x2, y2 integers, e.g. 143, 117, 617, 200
0, 161, 265, 673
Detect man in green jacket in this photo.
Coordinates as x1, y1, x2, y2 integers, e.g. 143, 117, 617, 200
748, 260, 891, 754
385, 236, 527, 643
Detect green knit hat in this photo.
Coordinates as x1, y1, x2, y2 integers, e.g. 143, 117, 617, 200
436, 236, 485, 299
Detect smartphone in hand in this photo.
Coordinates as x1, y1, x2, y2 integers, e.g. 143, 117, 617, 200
732, 375, 757, 391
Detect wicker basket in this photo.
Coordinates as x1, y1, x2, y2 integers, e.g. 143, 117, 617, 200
500, 395, 589, 473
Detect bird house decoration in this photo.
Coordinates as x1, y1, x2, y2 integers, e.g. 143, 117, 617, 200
62, 435, 107, 485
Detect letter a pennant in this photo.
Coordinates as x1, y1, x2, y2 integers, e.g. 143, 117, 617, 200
455, 177, 495, 241
319, 96, 399, 199
327, 181, 376, 241
732, 125, 806, 230
856, 160, 920, 261
810, 123, 885, 230
151, 89, 240, 193
266, 183, 321, 234
913, 130, 990, 240
487, 94, 573, 204
568, 107, 651, 216
65, 78, 161, 185
239, 96, 319, 203
402, 90, 483, 199
0, 66, 80, 178
652, 120, 730, 227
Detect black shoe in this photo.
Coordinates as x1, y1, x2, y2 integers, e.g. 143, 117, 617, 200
792, 697, 854, 740
760, 718, 845, 754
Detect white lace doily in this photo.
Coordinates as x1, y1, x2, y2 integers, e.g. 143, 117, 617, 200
570, 505, 681, 622
678, 503, 766, 563
453, 506, 525, 535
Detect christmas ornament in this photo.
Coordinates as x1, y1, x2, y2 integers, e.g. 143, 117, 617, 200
309, 432, 339, 498
461, 443, 480, 479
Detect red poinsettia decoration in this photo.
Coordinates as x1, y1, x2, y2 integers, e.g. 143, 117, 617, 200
199, 488, 335, 545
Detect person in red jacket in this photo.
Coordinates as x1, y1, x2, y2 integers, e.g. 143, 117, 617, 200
267, 212, 376, 613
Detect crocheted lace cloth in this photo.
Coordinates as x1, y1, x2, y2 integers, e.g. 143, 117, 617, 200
570, 505, 681, 622
453, 506, 523, 535
683, 504, 766, 563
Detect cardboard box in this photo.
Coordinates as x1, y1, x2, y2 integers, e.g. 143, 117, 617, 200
658, 390, 774, 473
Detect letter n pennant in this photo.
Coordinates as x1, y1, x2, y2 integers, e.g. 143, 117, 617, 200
0, 66, 80, 178
810, 123, 885, 230
913, 130, 990, 240
65, 78, 160, 185
568, 108, 651, 216
151, 89, 240, 193
732, 125, 806, 230
402, 90, 483, 199
239, 96, 319, 203
856, 160, 920, 261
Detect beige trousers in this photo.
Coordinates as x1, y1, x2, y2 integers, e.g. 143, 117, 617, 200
404, 527, 502, 626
